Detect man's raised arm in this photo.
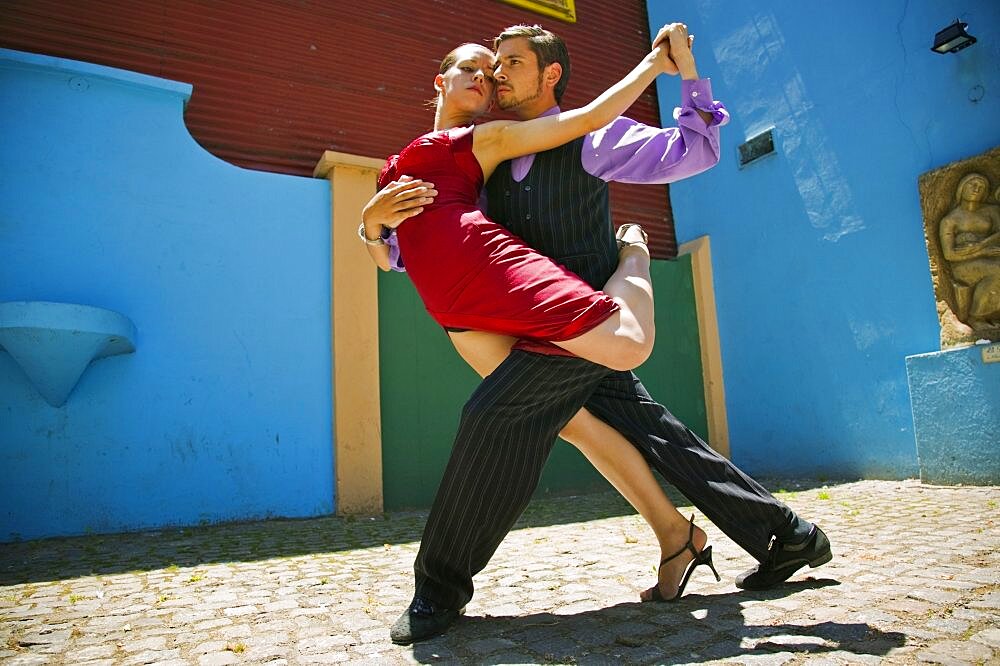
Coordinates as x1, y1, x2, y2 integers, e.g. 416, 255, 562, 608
582, 33, 729, 185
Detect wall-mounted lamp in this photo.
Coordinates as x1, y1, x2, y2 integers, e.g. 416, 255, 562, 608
931, 19, 977, 54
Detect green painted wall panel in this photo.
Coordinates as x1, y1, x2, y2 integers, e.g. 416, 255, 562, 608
379, 254, 707, 510
640, 255, 709, 442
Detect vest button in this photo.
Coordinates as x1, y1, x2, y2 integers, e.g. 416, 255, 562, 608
525, 214, 532, 220
524, 185, 531, 191
504, 190, 510, 196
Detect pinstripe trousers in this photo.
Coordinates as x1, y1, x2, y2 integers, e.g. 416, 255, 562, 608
413, 350, 797, 610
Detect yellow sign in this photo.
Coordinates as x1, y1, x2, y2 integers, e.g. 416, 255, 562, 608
500, 0, 577, 23
982, 343, 1000, 364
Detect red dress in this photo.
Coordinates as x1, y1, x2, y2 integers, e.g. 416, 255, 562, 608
380, 125, 619, 342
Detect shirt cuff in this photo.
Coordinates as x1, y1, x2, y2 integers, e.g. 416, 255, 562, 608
382, 228, 406, 272
680, 78, 729, 127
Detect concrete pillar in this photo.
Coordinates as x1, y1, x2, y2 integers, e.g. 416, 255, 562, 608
314, 151, 386, 514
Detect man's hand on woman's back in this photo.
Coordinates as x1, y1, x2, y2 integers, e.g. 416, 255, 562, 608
363, 175, 439, 232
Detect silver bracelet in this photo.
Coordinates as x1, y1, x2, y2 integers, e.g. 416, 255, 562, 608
358, 222, 386, 246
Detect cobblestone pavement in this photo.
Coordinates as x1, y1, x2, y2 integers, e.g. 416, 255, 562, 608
1, 479, 998, 665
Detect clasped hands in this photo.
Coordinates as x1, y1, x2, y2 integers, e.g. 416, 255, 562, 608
651, 22, 697, 78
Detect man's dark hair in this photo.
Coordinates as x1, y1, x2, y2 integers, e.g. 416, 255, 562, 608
493, 24, 571, 103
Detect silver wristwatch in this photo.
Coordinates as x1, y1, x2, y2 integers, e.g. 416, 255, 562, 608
358, 222, 386, 246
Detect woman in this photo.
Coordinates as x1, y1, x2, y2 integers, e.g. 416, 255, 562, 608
365, 29, 693, 372
367, 25, 719, 601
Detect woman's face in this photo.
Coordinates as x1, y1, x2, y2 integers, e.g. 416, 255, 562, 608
960, 176, 988, 203
436, 44, 496, 117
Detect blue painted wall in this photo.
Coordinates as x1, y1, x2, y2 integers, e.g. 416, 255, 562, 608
647, 2, 1000, 477
0, 50, 333, 542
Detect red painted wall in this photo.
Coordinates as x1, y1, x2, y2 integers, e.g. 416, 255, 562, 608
1, 0, 678, 256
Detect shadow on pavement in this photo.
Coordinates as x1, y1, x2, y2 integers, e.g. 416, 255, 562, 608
0, 478, 852, 585
0, 511, 428, 585
412, 581, 905, 664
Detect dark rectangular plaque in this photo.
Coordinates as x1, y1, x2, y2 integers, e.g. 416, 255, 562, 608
738, 128, 775, 168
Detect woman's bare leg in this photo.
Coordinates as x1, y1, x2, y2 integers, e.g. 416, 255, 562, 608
555, 225, 655, 371
448, 329, 707, 600
558, 409, 708, 600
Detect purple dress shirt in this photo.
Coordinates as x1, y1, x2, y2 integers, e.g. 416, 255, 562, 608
385, 77, 728, 271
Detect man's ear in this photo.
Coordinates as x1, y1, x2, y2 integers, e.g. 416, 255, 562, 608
434, 73, 445, 93
542, 62, 563, 92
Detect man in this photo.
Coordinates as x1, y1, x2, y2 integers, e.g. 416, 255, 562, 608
366, 24, 832, 645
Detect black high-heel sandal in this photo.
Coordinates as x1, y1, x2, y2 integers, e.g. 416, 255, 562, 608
642, 515, 721, 603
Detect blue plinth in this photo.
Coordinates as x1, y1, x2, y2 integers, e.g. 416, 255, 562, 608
905, 344, 1000, 485
0, 301, 137, 407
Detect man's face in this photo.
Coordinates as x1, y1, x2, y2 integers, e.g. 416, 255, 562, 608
492, 37, 545, 111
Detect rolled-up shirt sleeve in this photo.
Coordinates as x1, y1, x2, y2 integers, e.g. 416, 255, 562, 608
581, 78, 729, 184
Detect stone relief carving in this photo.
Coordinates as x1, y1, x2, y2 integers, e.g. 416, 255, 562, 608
918, 146, 1000, 347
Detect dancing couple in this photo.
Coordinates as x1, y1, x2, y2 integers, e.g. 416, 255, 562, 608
358, 21, 832, 645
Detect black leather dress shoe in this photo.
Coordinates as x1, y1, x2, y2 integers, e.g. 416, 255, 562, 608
389, 595, 464, 645
735, 525, 832, 590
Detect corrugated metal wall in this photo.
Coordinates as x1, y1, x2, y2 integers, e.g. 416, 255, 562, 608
0, 0, 678, 256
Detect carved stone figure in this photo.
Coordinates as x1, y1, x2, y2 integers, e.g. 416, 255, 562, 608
939, 173, 1000, 327
918, 147, 1000, 347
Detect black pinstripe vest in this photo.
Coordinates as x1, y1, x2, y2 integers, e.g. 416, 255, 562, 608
485, 137, 618, 290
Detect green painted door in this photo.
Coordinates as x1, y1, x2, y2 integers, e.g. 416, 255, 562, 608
378, 255, 708, 510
